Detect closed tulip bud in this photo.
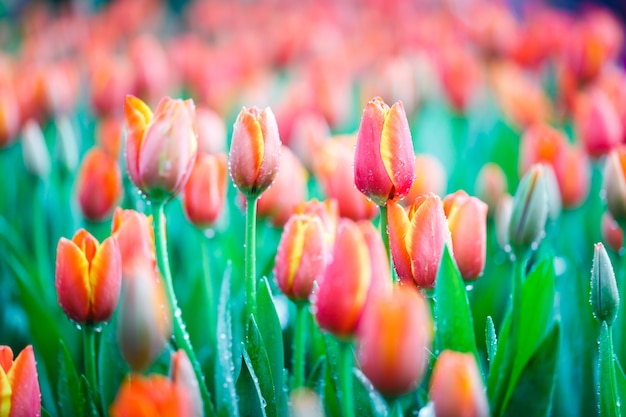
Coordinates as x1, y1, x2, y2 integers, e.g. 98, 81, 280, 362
591, 242, 620, 325
96, 116, 123, 160
56, 229, 122, 324
495, 194, 514, 251
559, 145, 590, 209
170, 350, 202, 417
603, 146, 626, 222
275, 214, 327, 301
509, 164, 549, 257
183, 152, 228, 229
124, 95, 198, 202
111, 208, 156, 277
602, 212, 623, 253
21, 119, 51, 179
117, 263, 171, 371
294, 199, 339, 249
443, 191, 488, 280
402, 154, 448, 205
196, 107, 226, 155
429, 351, 489, 417
110, 375, 192, 417
229, 106, 281, 198
575, 89, 622, 159
0, 345, 41, 416
388, 195, 451, 288
474, 162, 508, 215
357, 286, 432, 397
354, 97, 415, 205
76, 147, 123, 222
257, 146, 307, 227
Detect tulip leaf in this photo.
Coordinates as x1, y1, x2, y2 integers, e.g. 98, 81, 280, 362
256, 277, 286, 416
353, 368, 390, 417
80, 375, 100, 417
321, 334, 342, 417
502, 323, 560, 417
307, 355, 327, 393
98, 316, 129, 412
486, 316, 497, 365
57, 339, 84, 417
599, 322, 621, 417
615, 357, 626, 408
434, 246, 479, 357
216, 267, 240, 417
245, 315, 277, 417
236, 347, 268, 417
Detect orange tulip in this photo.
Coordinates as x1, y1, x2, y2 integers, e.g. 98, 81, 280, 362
55, 229, 122, 324
602, 211, 623, 253
603, 145, 626, 222
387, 195, 451, 288
443, 191, 488, 280
429, 351, 489, 417
437, 42, 482, 113
354, 97, 415, 205
403, 154, 448, 205
76, 147, 123, 222
124, 95, 198, 202
229, 106, 281, 198
110, 374, 191, 417
96, 116, 123, 160
357, 285, 432, 397
169, 350, 202, 417
183, 153, 228, 229
111, 208, 156, 277
0, 345, 41, 417
0, 87, 20, 149
574, 88, 622, 159
294, 199, 339, 249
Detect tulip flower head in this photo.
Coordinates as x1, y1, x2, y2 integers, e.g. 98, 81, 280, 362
474, 162, 508, 215
111, 208, 157, 277
169, 350, 202, 417
229, 106, 281, 198
294, 198, 339, 249
602, 212, 624, 253
124, 95, 198, 202
575, 88, 622, 159
354, 97, 415, 206
603, 145, 626, 224
0, 345, 41, 417
110, 374, 192, 417
590, 242, 620, 325
55, 229, 122, 325
183, 152, 228, 229
76, 147, 123, 222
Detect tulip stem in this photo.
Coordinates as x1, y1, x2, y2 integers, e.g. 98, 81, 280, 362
245, 196, 258, 318
201, 233, 216, 350
379, 205, 394, 282
153, 202, 216, 417
339, 341, 355, 417
599, 321, 621, 417
292, 302, 308, 389
83, 326, 101, 415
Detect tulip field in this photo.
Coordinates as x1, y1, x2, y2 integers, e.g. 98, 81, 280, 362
2, 0, 626, 416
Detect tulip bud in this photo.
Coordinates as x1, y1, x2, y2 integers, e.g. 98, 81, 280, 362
474, 162, 507, 215
110, 374, 192, 417
124, 95, 198, 202
590, 243, 620, 325
170, 350, 202, 417
55, 229, 122, 324
603, 145, 626, 222
196, 107, 226, 155
183, 152, 228, 229
275, 214, 327, 301
443, 191, 488, 280
76, 147, 123, 222
229, 106, 281, 198
0, 345, 41, 416
429, 350, 489, 417
117, 263, 172, 371
294, 199, 339, 249
402, 154, 448, 205
575, 88, 622, 159
388, 195, 451, 288
21, 119, 51, 179
495, 194, 514, 251
111, 208, 156, 277
559, 145, 590, 209
508, 164, 549, 257
357, 285, 432, 396
0, 87, 20, 149
96, 116, 123, 160
289, 111, 331, 171
354, 97, 415, 205
602, 212, 624, 253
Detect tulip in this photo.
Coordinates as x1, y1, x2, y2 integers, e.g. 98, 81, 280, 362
602, 212, 623, 253
575, 88, 622, 159
111, 208, 156, 276
256, 146, 307, 227
294, 199, 339, 249
443, 191, 488, 280
55, 229, 122, 324
495, 194, 514, 251
96, 116, 123, 160
110, 375, 192, 417
90, 55, 135, 117
229, 106, 281, 198
429, 350, 489, 417
274, 214, 327, 301
354, 97, 415, 206
183, 153, 228, 229
289, 111, 331, 171
196, 107, 226, 155
559, 145, 590, 209
117, 261, 172, 372
590, 242, 620, 325
0, 345, 41, 416
170, 350, 202, 417
437, 42, 482, 114
474, 162, 507, 215
603, 145, 626, 223
76, 147, 123, 222
124, 95, 198, 202
357, 285, 432, 397
403, 154, 448, 205
387, 195, 451, 288
0, 87, 20, 149
519, 124, 567, 178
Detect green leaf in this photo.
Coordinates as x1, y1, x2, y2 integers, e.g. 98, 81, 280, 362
236, 348, 268, 417
80, 375, 100, 417
307, 355, 327, 391
599, 322, 621, 417
353, 368, 389, 417
255, 277, 286, 416
246, 316, 277, 417
321, 334, 342, 417
216, 267, 240, 417
502, 323, 560, 417
434, 246, 479, 356
98, 317, 129, 412
57, 340, 84, 417
615, 356, 626, 408
486, 316, 497, 365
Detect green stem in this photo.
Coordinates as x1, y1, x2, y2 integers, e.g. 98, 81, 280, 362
153, 202, 216, 417
599, 322, 621, 417
32, 179, 49, 297
201, 234, 216, 346
379, 204, 394, 282
292, 302, 308, 389
339, 341, 355, 417
83, 326, 101, 415
245, 196, 258, 318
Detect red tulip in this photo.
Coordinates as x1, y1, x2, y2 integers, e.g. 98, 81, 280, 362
110, 375, 191, 417
430, 351, 489, 417
111, 208, 156, 276
574, 88, 622, 159
443, 191, 488, 280
76, 147, 123, 222
124, 95, 198, 202
354, 97, 415, 205
183, 153, 228, 229
357, 285, 432, 396
0, 345, 41, 417
387, 195, 451, 288
229, 106, 281, 198
601, 211, 623, 253
55, 229, 121, 324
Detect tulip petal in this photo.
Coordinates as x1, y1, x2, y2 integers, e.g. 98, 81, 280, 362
124, 95, 153, 186
230, 108, 265, 192
90, 236, 122, 323
387, 201, 413, 284
0, 366, 11, 417
110, 375, 191, 417
447, 197, 488, 280
56, 238, 91, 323
0, 347, 12, 374
256, 108, 282, 192
380, 101, 414, 199
291, 217, 327, 300
7, 346, 40, 417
